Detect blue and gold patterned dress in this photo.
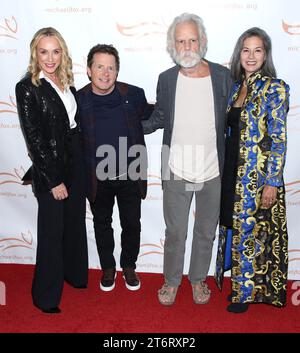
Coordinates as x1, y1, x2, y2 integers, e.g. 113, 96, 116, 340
215, 71, 289, 307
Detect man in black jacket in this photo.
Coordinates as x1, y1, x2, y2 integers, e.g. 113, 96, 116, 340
77, 44, 153, 292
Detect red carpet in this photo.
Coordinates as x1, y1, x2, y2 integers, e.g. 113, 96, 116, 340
0, 264, 299, 333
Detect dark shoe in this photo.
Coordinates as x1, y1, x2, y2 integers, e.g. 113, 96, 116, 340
227, 302, 249, 313
41, 306, 61, 314
122, 268, 141, 291
73, 284, 87, 289
100, 268, 116, 291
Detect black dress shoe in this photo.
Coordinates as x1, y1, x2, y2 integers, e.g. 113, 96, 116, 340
227, 302, 249, 313
41, 307, 61, 314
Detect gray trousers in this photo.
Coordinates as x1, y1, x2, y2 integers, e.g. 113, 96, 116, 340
163, 173, 221, 287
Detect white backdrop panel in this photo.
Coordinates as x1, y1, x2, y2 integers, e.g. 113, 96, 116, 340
1, 0, 300, 279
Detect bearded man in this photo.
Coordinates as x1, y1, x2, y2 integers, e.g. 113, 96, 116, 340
142, 13, 232, 306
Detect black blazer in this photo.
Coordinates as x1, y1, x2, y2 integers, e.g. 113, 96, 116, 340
15, 74, 78, 194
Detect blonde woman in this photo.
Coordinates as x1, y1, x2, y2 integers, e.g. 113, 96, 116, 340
15, 27, 88, 314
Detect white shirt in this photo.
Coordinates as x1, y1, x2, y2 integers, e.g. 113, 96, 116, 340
169, 72, 219, 183
40, 71, 77, 128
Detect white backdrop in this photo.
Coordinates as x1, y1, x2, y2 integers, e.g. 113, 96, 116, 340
1, 0, 300, 279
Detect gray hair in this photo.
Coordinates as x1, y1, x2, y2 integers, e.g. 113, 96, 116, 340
166, 13, 207, 62
230, 27, 277, 81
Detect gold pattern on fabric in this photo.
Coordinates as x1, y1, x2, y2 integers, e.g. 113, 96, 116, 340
224, 72, 289, 307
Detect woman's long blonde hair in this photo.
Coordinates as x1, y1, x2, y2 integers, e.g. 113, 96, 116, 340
28, 27, 74, 89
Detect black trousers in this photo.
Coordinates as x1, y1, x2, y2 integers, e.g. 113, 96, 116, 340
90, 179, 141, 270
32, 132, 88, 310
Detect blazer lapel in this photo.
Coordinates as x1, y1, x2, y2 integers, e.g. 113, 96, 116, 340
41, 78, 70, 129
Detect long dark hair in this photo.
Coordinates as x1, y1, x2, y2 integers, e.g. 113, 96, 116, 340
230, 27, 276, 81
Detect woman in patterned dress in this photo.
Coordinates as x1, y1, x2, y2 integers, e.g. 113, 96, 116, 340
215, 27, 289, 313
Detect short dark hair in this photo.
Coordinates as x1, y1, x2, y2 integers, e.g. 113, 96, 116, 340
230, 27, 276, 81
87, 44, 120, 71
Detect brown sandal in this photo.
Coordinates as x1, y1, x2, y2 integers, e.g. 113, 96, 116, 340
192, 281, 211, 304
158, 284, 178, 306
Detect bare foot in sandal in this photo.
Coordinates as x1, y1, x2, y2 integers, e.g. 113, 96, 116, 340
192, 281, 211, 304
158, 284, 178, 306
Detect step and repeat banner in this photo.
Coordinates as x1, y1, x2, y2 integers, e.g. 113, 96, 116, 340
1, 0, 300, 279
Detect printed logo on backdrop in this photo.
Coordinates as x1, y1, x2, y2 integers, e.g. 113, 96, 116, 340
285, 180, 300, 206
139, 239, 164, 258
288, 249, 300, 264
0, 232, 34, 264
0, 167, 28, 199
0, 15, 17, 39
0, 167, 25, 186
289, 105, 300, 117
0, 95, 20, 129
44, 0, 92, 14
73, 56, 87, 77
117, 19, 167, 39
282, 20, 300, 35
0, 95, 17, 114
208, 2, 258, 11
137, 173, 167, 272
146, 174, 162, 201
0, 15, 18, 55
288, 105, 300, 131
137, 238, 164, 272
288, 249, 300, 284
283, 20, 300, 52
116, 17, 168, 52
0, 231, 34, 258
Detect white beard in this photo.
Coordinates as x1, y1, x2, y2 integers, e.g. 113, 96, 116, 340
174, 50, 201, 68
